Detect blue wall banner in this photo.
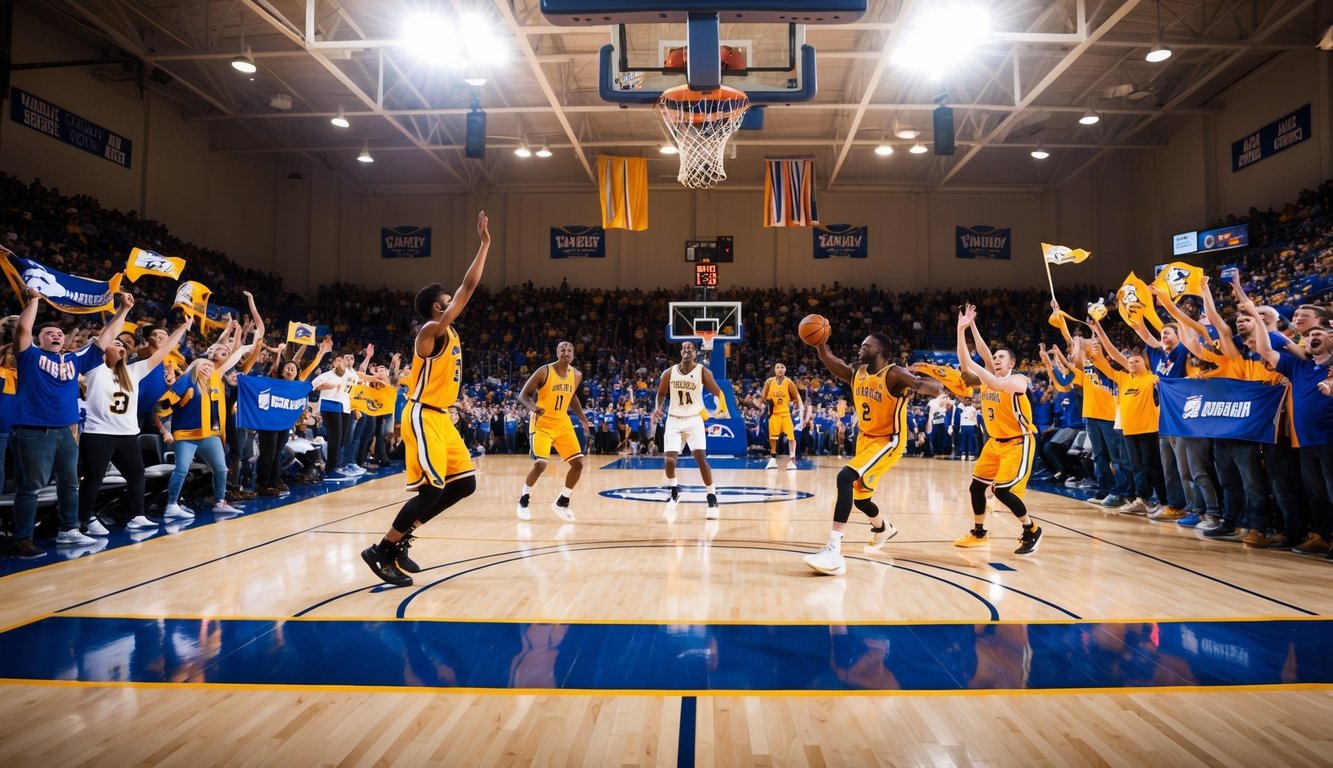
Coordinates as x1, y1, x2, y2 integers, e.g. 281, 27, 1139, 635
1158, 378, 1284, 443
550, 226, 606, 258
955, 225, 1011, 260
1232, 103, 1311, 172
9, 87, 132, 168
813, 224, 868, 259
381, 226, 431, 259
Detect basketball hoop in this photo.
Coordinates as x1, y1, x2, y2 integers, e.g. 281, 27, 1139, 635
656, 84, 749, 189
697, 331, 717, 352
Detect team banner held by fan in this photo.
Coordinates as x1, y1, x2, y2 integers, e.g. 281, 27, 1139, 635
287, 322, 317, 345
763, 158, 819, 227
235, 374, 312, 432
1117, 271, 1165, 330
1152, 261, 1205, 301
351, 383, 395, 417
813, 225, 868, 259
550, 226, 606, 259
1, 246, 123, 314
955, 226, 1011, 260
201, 302, 238, 334
597, 156, 648, 231
1158, 378, 1285, 444
125, 247, 185, 282
910, 362, 974, 399
1042, 242, 1092, 265
173, 280, 211, 320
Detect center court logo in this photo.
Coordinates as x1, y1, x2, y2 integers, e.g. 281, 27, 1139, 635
705, 424, 736, 439
600, 485, 813, 505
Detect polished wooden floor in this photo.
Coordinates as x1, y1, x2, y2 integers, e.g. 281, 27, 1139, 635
2, 453, 1332, 767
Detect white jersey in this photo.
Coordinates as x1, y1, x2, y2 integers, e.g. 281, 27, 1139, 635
666, 363, 706, 418
83, 360, 155, 435
958, 404, 979, 427
312, 368, 359, 413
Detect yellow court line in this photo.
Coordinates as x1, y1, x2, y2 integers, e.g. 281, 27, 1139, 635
0, 613, 59, 636
43, 613, 1333, 627
1, 677, 1331, 698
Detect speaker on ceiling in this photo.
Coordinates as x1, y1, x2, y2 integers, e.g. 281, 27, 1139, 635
465, 108, 486, 159
933, 106, 955, 156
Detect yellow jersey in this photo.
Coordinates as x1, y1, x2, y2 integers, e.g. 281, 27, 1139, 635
852, 365, 907, 438
1105, 369, 1160, 436
533, 363, 578, 431
762, 376, 799, 419
978, 381, 1036, 439
1073, 364, 1117, 421
406, 325, 462, 409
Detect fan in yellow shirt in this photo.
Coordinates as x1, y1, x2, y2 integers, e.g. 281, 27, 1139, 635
1087, 318, 1168, 516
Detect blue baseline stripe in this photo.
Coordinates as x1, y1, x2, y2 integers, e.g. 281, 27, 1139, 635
678, 696, 696, 768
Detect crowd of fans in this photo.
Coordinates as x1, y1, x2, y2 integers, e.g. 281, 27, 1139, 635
0, 170, 1329, 560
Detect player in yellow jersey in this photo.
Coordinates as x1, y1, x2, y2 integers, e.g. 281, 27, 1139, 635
955, 304, 1042, 555
362, 211, 490, 587
516, 341, 592, 522
803, 332, 945, 576
761, 363, 803, 471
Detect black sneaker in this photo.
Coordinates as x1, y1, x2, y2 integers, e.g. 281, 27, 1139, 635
516, 493, 531, 520
669, 486, 680, 503
705, 493, 719, 520
361, 544, 412, 586
396, 534, 421, 574
14, 538, 45, 559
1015, 526, 1042, 555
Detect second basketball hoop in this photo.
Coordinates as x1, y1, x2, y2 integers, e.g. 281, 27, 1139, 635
656, 84, 750, 189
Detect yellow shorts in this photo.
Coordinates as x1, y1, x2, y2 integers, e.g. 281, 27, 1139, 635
768, 412, 795, 442
530, 422, 584, 461
402, 403, 474, 490
972, 434, 1035, 497
847, 432, 905, 500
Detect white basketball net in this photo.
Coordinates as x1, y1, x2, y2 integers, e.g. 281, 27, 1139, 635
656, 86, 750, 189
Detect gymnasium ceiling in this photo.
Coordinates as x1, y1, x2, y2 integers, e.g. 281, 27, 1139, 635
25, 0, 1331, 192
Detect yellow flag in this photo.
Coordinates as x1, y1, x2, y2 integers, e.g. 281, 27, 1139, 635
1117, 271, 1165, 331
287, 322, 317, 346
173, 280, 211, 319
126, 247, 185, 282
1151, 261, 1205, 301
910, 362, 973, 399
1042, 242, 1092, 265
164, 349, 186, 372
351, 383, 394, 417
1087, 299, 1109, 323
596, 155, 648, 231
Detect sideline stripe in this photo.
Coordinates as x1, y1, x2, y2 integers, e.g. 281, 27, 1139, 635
678, 696, 696, 768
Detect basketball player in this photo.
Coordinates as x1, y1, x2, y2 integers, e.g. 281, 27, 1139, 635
762, 362, 802, 470
802, 332, 945, 576
361, 210, 490, 587
954, 304, 1042, 555
651, 341, 727, 519
516, 341, 592, 521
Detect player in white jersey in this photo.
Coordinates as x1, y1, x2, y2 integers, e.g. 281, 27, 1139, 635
652, 341, 728, 519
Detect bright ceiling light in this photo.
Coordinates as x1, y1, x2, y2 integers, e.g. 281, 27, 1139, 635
535, 144, 552, 158
514, 144, 532, 158
330, 108, 349, 128
1078, 111, 1100, 126
459, 14, 508, 67
1145, 42, 1172, 63
892, 4, 990, 77
908, 143, 928, 154
231, 46, 256, 74
357, 143, 373, 163
1030, 148, 1050, 160
403, 14, 455, 65
874, 143, 894, 156
659, 144, 679, 155
894, 128, 919, 140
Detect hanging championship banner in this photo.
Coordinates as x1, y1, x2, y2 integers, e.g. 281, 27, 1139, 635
381, 226, 431, 259
550, 226, 606, 259
1232, 103, 1310, 172
813, 225, 868, 259
1158, 378, 1284, 443
955, 226, 1011, 260
10, 87, 133, 168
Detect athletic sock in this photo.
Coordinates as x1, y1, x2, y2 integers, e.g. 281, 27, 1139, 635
828, 530, 844, 551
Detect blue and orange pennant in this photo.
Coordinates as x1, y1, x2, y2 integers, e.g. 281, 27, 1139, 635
763, 157, 819, 227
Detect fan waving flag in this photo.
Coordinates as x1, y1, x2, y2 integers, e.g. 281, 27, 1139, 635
909, 362, 974, 399
287, 322, 317, 346
763, 158, 820, 227
1041, 243, 1092, 265
1152, 261, 1205, 301
235, 374, 312, 432
173, 280, 211, 320
125, 247, 185, 282
1118, 271, 1165, 330
1, 245, 123, 314
596, 156, 648, 231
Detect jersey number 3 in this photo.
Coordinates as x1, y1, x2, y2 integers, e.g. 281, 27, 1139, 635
110, 392, 130, 415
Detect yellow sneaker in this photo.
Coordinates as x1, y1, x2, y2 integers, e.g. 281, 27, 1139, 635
954, 529, 990, 547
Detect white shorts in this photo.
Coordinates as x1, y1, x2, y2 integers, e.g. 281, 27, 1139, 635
664, 415, 707, 454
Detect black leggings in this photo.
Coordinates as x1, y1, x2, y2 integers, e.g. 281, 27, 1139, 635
256, 430, 287, 488
390, 476, 477, 534
78, 433, 145, 522
322, 410, 349, 469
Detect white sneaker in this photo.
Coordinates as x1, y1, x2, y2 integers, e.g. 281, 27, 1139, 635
765, 458, 778, 470
867, 520, 899, 549
803, 545, 846, 576
212, 501, 244, 515
84, 519, 110, 536
346, 464, 366, 476
786, 461, 798, 471
125, 516, 157, 530
550, 499, 576, 522
705, 503, 720, 520
56, 528, 97, 546
163, 503, 195, 520
516, 494, 532, 521
1120, 498, 1150, 516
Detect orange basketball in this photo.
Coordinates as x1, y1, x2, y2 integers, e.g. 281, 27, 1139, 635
664, 47, 687, 70
721, 45, 746, 72
799, 314, 831, 346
